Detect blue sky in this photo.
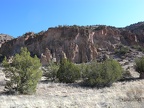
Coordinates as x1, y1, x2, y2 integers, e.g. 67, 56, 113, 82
0, 0, 144, 37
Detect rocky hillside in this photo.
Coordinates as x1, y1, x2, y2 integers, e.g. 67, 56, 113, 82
0, 22, 144, 64
125, 21, 144, 43
0, 34, 13, 47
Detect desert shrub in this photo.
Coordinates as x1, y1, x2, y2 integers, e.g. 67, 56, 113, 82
135, 57, 144, 79
137, 47, 144, 52
82, 59, 123, 87
94, 26, 105, 30
131, 45, 141, 49
57, 59, 81, 83
115, 45, 129, 55
135, 57, 144, 72
2, 47, 42, 94
132, 45, 144, 52
78, 63, 88, 79
42, 61, 59, 81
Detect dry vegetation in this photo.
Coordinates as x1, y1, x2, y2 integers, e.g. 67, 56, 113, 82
0, 67, 144, 108
0, 47, 144, 108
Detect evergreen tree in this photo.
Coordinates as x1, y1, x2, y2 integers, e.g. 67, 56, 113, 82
57, 59, 80, 83
2, 47, 42, 94
82, 59, 123, 87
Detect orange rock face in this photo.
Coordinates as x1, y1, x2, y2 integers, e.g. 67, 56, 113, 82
0, 24, 143, 64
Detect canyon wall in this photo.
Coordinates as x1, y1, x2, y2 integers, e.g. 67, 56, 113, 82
0, 24, 143, 64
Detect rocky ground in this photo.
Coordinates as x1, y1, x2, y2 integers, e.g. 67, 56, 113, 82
0, 47, 144, 108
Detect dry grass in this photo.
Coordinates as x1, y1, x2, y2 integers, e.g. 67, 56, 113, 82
126, 87, 144, 101
0, 68, 144, 108
0, 78, 144, 108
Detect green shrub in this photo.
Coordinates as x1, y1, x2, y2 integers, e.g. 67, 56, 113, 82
82, 59, 123, 87
2, 47, 42, 94
132, 45, 144, 52
115, 45, 129, 55
137, 47, 144, 52
135, 57, 144, 79
57, 59, 81, 83
42, 61, 59, 81
78, 63, 88, 79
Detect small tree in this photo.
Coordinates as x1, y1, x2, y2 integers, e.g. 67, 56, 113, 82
2, 47, 42, 94
135, 57, 144, 79
57, 59, 80, 83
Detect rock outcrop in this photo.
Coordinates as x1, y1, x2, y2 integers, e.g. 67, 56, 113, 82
0, 34, 13, 47
1, 22, 144, 64
125, 21, 144, 44
40, 48, 52, 66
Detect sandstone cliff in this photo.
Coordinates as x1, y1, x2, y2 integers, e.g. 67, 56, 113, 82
0, 22, 144, 64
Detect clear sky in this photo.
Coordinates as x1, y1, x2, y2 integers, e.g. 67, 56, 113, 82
0, 0, 144, 37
